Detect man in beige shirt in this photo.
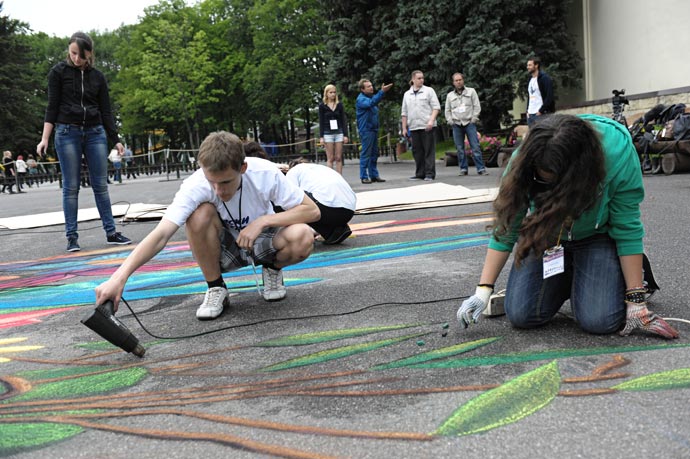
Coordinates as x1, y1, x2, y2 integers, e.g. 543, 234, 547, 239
445, 72, 487, 175
401, 70, 440, 181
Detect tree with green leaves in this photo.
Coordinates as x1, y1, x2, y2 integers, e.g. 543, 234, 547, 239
243, 0, 327, 152
324, 0, 581, 132
0, 3, 42, 154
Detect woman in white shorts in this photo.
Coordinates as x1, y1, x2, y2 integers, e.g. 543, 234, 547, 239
318, 84, 349, 174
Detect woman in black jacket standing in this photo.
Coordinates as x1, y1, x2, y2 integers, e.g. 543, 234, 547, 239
318, 84, 349, 175
36, 32, 131, 252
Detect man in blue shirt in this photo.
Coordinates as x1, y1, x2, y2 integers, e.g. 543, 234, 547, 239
356, 79, 393, 184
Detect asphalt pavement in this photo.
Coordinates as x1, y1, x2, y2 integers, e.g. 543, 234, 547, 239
1, 156, 689, 459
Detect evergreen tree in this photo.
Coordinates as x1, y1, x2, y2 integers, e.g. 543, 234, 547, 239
0, 3, 41, 153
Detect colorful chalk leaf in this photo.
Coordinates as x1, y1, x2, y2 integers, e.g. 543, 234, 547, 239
371, 337, 500, 371
9, 367, 148, 402
433, 360, 561, 436
612, 368, 690, 391
254, 324, 425, 347
259, 332, 428, 372
0, 422, 83, 455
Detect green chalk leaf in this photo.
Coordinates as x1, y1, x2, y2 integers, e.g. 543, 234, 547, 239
434, 360, 561, 436
371, 337, 500, 371
9, 367, 148, 402
259, 332, 428, 372
613, 368, 690, 391
254, 324, 425, 347
0, 422, 83, 454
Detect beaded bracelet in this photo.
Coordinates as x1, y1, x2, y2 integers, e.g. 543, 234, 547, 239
625, 287, 646, 304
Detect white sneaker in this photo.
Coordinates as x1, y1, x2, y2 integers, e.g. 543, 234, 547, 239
262, 267, 286, 301
196, 286, 228, 320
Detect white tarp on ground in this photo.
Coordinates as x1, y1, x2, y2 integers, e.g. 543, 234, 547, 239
355, 183, 498, 214
0, 203, 168, 230
0, 183, 497, 229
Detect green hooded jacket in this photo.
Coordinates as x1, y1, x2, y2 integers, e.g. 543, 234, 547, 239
488, 114, 644, 256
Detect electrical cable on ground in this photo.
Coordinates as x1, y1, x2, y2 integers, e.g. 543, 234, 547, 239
119, 295, 468, 341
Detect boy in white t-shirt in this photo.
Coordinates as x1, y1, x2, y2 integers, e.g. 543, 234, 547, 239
95, 131, 320, 320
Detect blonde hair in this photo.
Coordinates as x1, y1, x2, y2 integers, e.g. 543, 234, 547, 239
322, 84, 339, 104
197, 131, 245, 173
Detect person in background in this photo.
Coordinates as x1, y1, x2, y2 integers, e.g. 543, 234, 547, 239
355, 79, 393, 184
36, 32, 131, 252
124, 146, 137, 179
456, 114, 678, 340
26, 154, 40, 187
286, 157, 356, 244
445, 72, 488, 176
243, 141, 269, 159
526, 56, 555, 127
401, 70, 440, 181
15, 155, 28, 190
109, 148, 123, 183
2, 151, 16, 194
318, 84, 349, 174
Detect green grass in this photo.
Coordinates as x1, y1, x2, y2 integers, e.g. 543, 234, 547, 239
396, 139, 456, 161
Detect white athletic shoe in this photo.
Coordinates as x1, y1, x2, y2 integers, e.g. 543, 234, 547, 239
262, 267, 286, 301
196, 286, 228, 320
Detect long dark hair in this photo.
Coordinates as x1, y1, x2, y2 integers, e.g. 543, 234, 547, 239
492, 114, 606, 264
66, 32, 95, 68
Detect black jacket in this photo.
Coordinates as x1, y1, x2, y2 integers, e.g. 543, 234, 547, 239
318, 102, 349, 137
44, 61, 120, 145
526, 70, 555, 114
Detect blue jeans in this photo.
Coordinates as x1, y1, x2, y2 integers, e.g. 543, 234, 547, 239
359, 130, 380, 180
54, 124, 116, 239
112, 162, 122, 183
527, 113, 539, 127
452, 123, 485, 172
504, 234, 626, 334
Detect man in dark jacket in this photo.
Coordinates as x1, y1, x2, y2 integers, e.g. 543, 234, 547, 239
526, 56, 555, 127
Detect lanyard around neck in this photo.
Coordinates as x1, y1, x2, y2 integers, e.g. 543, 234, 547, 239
221, 178, 244, 230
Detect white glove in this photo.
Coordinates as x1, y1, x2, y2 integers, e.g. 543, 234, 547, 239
457, 286, 493, 328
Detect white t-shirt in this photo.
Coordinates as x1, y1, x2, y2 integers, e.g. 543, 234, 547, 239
164, 157, 306, 230
286, 163, 356, 211
15, 159, 27, 173
108, 150, 121, 163
528, 77, 543, 115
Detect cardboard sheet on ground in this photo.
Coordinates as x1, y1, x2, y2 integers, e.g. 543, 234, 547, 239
355, 183, 498, 214
0, 183, 497, 229
0, 203, 168, 230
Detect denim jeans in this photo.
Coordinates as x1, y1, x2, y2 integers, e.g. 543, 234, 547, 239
452, 123, 485, 172
504, 234, 626, 334
112, 162, 122, 183
54, 124, 116, 239
359, 130, 380, 180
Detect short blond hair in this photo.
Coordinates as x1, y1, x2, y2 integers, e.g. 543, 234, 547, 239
197, 131, 245, 173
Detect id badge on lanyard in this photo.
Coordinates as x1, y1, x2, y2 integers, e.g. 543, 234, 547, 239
542, 220, 570, 279
543, 245, 564, 279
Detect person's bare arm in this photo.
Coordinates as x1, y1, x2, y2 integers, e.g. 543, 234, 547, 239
95, 219, 179, 309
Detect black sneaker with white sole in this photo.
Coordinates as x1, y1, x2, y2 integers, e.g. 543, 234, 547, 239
106, 232, 132, 245
66, 237, 80, 252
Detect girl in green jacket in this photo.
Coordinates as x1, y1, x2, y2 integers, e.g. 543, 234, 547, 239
457, 114, 678, 339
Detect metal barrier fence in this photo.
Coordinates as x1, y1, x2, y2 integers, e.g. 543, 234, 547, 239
0, 136, 398, 191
